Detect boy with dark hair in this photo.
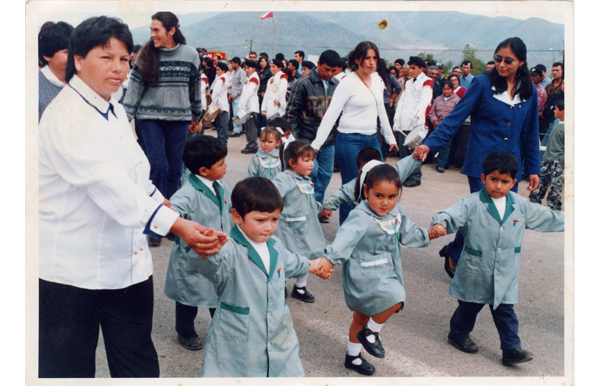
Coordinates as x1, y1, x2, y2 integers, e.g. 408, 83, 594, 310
529, 101, 565, 210
189, 177, 331, 377
429, 150, 564, 367
164, 135, 231, 351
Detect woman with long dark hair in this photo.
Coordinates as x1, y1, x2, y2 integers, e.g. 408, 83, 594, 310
124, 12, 202, 246
414, 37, 540, 277
256, 54, 272, 129
311, 41, 399, 223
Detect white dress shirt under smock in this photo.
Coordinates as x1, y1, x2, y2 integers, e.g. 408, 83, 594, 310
38, 74, 179, 290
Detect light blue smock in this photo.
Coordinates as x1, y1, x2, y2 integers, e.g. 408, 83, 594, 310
189, 225, 310, 377
248, 148, 282, 180
271, 170, 326, 259
164, 174, 231, 308
431, 189, 564, 309
325, 200, 430, 315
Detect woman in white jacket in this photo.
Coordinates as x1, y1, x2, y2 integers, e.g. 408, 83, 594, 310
261, 59, 288, 120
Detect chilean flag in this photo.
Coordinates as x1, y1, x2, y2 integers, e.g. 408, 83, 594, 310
261, 11, 273, 19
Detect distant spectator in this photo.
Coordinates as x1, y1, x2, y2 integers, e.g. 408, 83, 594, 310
248, 51, 257, 60
301, 60, 315, 75
486, 60, 495, 71
294, 50, 305, 71
447, 74, 466, 98
256, 55, 272, 129
275, 52, 285, 61
452, 66, 462, 77
536, 64, 551, 88
288, 59, 301, 79
430, 82, 461, 173
460, 60, 474, 88
38, 21, 74, 121
530, 66, 548, 140
203, 56, 216, 85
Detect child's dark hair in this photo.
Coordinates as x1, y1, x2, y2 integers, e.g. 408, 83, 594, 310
482, 151, 519, 179
283, 140, 315, 171
182, 135, 227, 175
232, 177, 284, 218
260, 127, 282, 142
556, 100, 564, 111
268, 116, 291, 133
354, 164, 402, 203
356, 148, 382, 169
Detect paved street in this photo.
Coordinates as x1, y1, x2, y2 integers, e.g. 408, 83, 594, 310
94, 130, 567, 380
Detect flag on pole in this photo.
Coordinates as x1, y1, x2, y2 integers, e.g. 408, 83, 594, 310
261, 11, 273, 19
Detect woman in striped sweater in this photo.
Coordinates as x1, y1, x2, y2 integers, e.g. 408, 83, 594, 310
429, 82, 461, 172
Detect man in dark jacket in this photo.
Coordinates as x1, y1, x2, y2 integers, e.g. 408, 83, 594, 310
285, 49, 340, 206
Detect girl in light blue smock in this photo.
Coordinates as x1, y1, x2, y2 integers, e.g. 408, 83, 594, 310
248, 127, 283, 179
319, 161, 435, 376
271, 140, 326, 303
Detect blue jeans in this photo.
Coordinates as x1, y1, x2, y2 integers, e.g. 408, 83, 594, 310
445, 176, 519, 265
449, 301, 521, 350
138, 119, 189, 199
310, 144, 335, 203
214, 111, 229, 146
437, 143, 452, 169
335, 132, 382, 224
231, 98, 242, 134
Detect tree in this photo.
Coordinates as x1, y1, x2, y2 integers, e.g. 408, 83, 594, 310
417, 52, 435, 61
461, 44, 486, 76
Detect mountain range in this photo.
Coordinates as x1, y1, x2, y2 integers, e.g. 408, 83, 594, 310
130, 11, 565, 70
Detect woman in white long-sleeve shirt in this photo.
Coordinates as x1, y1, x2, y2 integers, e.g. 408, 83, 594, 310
311, 41, 398, 223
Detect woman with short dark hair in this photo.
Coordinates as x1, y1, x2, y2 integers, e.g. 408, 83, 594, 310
38, 16, 225, 378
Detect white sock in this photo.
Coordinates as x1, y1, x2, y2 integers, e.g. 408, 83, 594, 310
294, 273, 308, 288
348, 341, 362, 357
367, 318, 384, 333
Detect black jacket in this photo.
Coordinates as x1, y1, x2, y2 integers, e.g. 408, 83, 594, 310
284, 68, 339, 146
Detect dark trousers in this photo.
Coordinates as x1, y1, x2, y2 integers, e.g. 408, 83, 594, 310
449, 300, 521, 350
243, 113, 259, 151
39, 277, 159, 378
214, 111, 229, 146
175, 302, 216, 336
138, 119, 189, 199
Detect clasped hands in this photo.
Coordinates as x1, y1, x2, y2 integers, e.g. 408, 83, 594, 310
309, 257, 335, 279
428, 223, 447, 240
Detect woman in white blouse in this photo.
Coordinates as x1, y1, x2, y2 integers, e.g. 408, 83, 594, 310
38, 16, 226, 378
311, 41, 398, 223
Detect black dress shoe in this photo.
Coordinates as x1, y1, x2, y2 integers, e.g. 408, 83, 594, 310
291, 286, 315, 303
241, 147, 258, 154
228, 131, 242, 138
344, 353, 375, 376
502, 348, 533, 366
448, 335, 479, 353
403, 180, 421, 188
148, 236, 161, 247
439, 246, 455, 278
356, 326, 385, 358
177, 333, 203, 351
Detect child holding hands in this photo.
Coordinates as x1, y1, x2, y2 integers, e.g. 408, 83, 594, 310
188, 177, 331, 377
247, 126, 283, 180
318, 161, 437, 375
429, 151, 564, 366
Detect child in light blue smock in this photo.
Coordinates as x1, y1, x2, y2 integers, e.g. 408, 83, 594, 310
271, 140, 326, 303
188, 177, 332, 377
318, 161, 436, 376
248, 126, 283, 179
164, 136, 231, 351
429, 151, 564, 366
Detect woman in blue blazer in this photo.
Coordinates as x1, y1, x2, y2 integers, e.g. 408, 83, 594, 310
413, 37, 540, 277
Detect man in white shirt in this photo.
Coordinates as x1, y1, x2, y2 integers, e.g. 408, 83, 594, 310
393, 56, 434, 187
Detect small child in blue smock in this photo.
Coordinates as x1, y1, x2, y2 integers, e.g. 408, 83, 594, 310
247, 126, 283, 180
163, 135, 231, 351
429, 151, 564, 366
320, 147, 423, 221
188, 177, 332, 377
271, 140, 326, 303
317, 161, 436, 376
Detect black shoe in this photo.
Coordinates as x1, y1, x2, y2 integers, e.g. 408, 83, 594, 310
439, 246, 455, 278
448, 335, 479, 353
148, 236, 161, 247
502, 348, 533, 366
177, 333, 203, 351
228, 131, 242, 138
291, 286, 315, 303
356, 326, 385, 358
165, 232, 176, 241
436, 166, 445, 173
344, 353, 375, 376
241, 147, 258, 154
403, 180, 421, 188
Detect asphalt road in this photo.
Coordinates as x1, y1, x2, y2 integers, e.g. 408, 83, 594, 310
93, 130, 567, 381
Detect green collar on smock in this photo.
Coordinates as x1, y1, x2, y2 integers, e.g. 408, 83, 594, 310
479, 188, 515, 225
188, 174, 225, 214
230, 225, 279, 282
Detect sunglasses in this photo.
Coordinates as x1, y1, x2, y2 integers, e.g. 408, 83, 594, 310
494, 55, 516, 65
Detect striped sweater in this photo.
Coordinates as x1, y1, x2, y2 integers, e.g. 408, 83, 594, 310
124, 44, 202, 122
429, 93, 460, 123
